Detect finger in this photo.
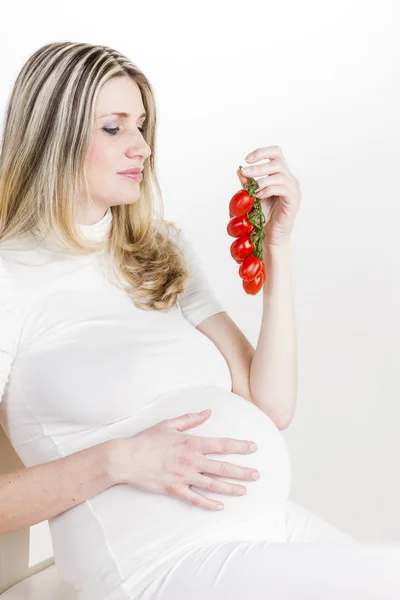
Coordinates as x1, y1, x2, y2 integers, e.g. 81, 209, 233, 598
240, 159, 289, 180
253, 174, 286, 196
245, 146, 289, 169
173, 485, 225, 511
164, 410, 211, 432
191, 435, 257, 455
189, 473, 247, 497
257, 182, 299, 204
256, 184, 288, 200
236, 166, 249, 188
196, 457, 260, 482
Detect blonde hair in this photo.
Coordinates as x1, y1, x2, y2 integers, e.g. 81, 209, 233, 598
0, 41, 189, 311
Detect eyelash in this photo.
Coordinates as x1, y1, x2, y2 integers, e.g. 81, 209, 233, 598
102, 126, 145, 136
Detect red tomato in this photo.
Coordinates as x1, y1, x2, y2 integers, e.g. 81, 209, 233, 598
227, 215, 254, 238
238, 254, 263, 281
230, 235, 254, 261
229, 190, 255, 217
242, 271, 264, 295
260, 262, 266, 282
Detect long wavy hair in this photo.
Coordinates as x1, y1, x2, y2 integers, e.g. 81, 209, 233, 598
0, 41, 190, 311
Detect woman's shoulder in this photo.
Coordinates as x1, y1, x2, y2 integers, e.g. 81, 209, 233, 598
150, 218, 191, 255
0, 246, 41, 310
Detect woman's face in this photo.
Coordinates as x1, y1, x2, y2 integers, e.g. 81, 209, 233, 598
80, 76, 151, 225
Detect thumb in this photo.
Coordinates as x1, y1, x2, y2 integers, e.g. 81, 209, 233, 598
167, 409, 211, 432
237, 166, 248, 188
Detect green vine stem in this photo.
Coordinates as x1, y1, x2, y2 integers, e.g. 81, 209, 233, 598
238, 165, 266, 262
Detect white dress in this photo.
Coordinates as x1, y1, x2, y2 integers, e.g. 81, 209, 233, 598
0, 208, 292, 600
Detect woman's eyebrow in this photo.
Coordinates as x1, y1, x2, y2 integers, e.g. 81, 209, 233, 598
98, 111, 147, 119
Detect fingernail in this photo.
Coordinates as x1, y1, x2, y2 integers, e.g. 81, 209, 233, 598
245, 153, 255, 161
252, 472, 260, 480
250, 443, 257, 451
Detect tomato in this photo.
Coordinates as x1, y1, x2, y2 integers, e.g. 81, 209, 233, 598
242, 271, 264, 295
230, 235, 254, 261
227, 175, 265, 295
229, 190, 255, 217
260, 262, 266, 283
227, 215, 254, 238
238, 254, 263, 282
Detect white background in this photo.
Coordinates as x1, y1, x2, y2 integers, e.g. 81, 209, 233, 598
0, 0, 398, 579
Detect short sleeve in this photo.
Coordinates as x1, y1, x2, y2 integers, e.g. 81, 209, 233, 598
0, 257, 23, 403
173, 227, 226, 327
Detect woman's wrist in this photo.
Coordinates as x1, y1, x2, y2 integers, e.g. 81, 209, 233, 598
103, 437, 132, 486
99, 438, 124, 486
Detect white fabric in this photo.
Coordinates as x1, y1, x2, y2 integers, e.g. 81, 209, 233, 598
138, 501, 400, 600
3, 506, 399, 600
138, 539, 400, 600
0, 209, 360, 600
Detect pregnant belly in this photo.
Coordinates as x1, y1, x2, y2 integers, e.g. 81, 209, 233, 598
155, 384, 292, 511
50, 385, 292, 589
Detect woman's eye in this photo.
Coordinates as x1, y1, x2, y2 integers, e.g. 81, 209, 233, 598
102, 126, 145, 136
103, 127, 119, 135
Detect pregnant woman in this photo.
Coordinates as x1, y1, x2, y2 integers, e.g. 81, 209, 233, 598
1, 41, 396, 600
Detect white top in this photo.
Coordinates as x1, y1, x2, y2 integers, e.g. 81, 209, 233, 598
0, 209, 292, 600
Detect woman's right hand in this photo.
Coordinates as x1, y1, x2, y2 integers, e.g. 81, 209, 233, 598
110, 409, 260, 511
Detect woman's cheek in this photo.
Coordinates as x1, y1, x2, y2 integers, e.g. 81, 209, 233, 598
86, 142, 102, 168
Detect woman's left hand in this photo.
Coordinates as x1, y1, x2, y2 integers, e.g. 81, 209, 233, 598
237, 146, 301, 248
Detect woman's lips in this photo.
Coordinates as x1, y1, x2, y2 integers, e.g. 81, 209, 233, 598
118, 172, 143, 182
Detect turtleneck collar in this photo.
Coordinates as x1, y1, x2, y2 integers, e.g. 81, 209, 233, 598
77, 207, 113, 242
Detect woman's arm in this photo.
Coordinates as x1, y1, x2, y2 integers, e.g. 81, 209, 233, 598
249, 241, 298, 430
0, 439, 119, 535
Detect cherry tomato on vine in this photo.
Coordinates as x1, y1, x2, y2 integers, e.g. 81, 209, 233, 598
230, 235, 254, 261
238, 254, 263, 282
242, 271, 265, 295
229, 190, 255, 217
227, 171, 267, 295
227, 214, 254, 238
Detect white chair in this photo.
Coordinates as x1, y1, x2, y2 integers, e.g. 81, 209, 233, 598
0, 564, 76, 599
